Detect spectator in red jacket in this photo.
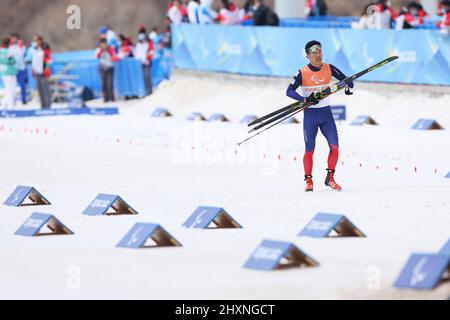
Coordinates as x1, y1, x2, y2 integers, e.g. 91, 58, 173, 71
437, 0, 450, 31
218, 0, 240, 25
118, 34, 134, 59
396, 3, 426, 29
95, 38, 119, 102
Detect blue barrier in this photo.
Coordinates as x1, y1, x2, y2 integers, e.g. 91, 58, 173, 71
0, 107, 118, 118
0, 49, 173, 97
279, 17, 439, 29
172, 24, 450, 86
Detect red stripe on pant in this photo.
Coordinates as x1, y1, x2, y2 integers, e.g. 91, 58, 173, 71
303, 144, 339, 176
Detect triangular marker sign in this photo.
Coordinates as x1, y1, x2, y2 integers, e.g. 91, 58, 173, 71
439, 238, 450, 256
4, 185, 51, 207
151, 107, 173, 118
83, 194, 138, 216
394, 254, 450, 289
15, 213, 73, 236
411, 119, 444, 130
182, 206, 242, 229
208, 113, 229, 122
244, 239, 319, 271
240, 115, 258, 124
350, 116, 378, 126
298, 213, 366, 238
117, 223, 181, 248
187, 112, 206, 121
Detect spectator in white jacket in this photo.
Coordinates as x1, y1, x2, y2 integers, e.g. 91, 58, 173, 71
168, 1, 184, 24
187, 0, 200, 24
198, 0, 218, 24
134, 33, 154, 96
9, 33, 28, 105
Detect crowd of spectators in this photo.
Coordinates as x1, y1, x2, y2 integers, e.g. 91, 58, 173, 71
166, 0, 280, 27
1, 1, 449, 110
351, 0, 450, 31
0, 34, 52, 110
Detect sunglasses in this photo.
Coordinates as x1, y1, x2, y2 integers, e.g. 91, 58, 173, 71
308, 44, 322, 53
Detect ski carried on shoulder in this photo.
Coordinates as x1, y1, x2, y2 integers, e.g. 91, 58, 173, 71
237, 56, 398, 146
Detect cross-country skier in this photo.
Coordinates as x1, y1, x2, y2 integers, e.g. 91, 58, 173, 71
286, 40, 354, 192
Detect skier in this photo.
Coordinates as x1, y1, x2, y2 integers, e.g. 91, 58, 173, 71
286, 40, 354, 192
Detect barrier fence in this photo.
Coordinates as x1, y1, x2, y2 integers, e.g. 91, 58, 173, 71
172, 24, 450, 86
0, 49, 173, 98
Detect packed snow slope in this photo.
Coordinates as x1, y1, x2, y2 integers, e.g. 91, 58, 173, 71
0, 71, 449, 299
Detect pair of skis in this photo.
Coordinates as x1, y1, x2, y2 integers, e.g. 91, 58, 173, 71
237, 56, 399, 146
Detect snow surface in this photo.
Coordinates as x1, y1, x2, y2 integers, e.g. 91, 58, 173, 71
0, 71, 449, 299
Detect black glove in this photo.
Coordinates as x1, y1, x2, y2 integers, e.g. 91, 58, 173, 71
305, 93, 320, 105
345, 86, 353, 96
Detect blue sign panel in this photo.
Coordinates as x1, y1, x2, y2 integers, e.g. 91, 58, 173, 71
4, 186, 33, 207
15, 213, 52, 236
244, 240, 293, 271
331, 105, 346, 121
350, 116, 377, 126
15, 213, 73, 237
151, 108, 172, 117
4, 186, 51, 207
411, 119, 443, 130
394, 254, 450, 289
187, 112, 206, 121
117, 223, 159, 248
240, 115, 258, 124
183, 206, 222, 229
182, 206, 241, 229
299, 213, 344, 238
117, 223, 181, 248
439, 238, 450, 256
83, 194, 137, 216
208, 113, 229, 122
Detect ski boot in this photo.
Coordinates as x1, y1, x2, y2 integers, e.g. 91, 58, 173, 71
325, 169, 342, 191
305, 175, 314, 192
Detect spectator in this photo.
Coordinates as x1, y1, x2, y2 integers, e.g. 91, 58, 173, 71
305, 0, 328, 17
253, 0, 279, 26
9, 33, 28, 105
218, 0, 240, 25
351, 3, 377, 29
99, 26, 120, 53
239, 0, 254, 23
118, 34, 134, 59
187, 0, 200, 24
396, 2, 427, 29
0, 37, 17, 110
168, 1, 184, 24
198, 0, 218, 24
374, 0, 398, 29
162, 25, 172, 49
31, 35, 52, 109
437, 0, 450, 31
149, 27, 164, 59
95, 38, 119, 103
134, 33, 154, 96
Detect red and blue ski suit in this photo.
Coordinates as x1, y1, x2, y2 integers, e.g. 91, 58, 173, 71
286, 63, 353, 176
